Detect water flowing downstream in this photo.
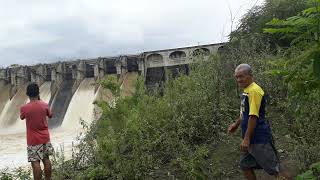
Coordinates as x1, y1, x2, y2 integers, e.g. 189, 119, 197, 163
61, 78, 96, 130
0, 79, 98, 170
0, 81, 10, 116
48, 80, 75, 128
0, 85, 28, 129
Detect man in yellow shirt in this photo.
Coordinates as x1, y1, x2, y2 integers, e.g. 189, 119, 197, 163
228, 64, 290, 180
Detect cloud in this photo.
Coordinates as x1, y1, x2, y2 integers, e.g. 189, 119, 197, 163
0, 0, 264, 67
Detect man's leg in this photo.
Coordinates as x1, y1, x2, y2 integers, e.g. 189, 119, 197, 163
240, 151, 260, 180
251, 143, 291, 179
243, 169, 256, 180
31, 160, 42, 180
42, 157, 52, 180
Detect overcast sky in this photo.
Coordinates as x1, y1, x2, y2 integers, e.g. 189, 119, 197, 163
0, 0, 264, 67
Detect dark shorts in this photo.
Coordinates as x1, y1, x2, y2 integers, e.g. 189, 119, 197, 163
27, 142, 54, 162
240, 142, 280, 175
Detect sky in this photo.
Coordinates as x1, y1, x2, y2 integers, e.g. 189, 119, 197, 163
0, 0, 264, 67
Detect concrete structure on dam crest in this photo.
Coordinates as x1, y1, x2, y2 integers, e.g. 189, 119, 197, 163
0, 43, 224, 98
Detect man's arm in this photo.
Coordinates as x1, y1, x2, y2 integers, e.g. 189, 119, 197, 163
47, 106, 53, 118
244, 116, 257, 141
228, 116, 241, 133
20, 107, 25, 120
240, 115, 257, 151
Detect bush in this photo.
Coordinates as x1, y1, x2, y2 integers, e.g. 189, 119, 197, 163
86, 54, 241, 179
296, 162, 320, 180
0, 167, 31, 180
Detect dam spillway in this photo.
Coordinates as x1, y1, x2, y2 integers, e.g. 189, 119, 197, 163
0, 85, 28, 128
0, 81, 10, 116
0, 43, 224, 169
39, 81, 52, 103
61, 78, 96, 129
49, 80, 75, 128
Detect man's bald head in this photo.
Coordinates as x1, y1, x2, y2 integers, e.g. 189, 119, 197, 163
235, 64, 253, 76
234, 64, 254, 88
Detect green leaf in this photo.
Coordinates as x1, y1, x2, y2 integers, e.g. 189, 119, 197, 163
263, 27, 298, 34
286, 16, 302, 21
266, 18, 284, 26
310, 161, 320, 173
303, 7, 319, 15
265, 69, 289, 76
295, 170, 317, 180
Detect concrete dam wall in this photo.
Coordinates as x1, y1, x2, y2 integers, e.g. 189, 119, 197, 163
0, 43, 224, 129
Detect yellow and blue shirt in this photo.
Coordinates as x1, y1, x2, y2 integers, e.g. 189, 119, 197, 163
240, 82, 271, 144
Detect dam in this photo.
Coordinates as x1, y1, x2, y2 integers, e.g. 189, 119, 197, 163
0, 43, 224, 169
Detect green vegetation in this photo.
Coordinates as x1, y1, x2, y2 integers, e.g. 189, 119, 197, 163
296, 162, 320, 180
1, 0, 320, 179
48, 54, 242, 179
0, 167, 31, 180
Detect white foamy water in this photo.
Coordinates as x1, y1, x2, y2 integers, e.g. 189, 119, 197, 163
0, 80, 97, 170
39, 82, 52, 102
0, 128, 85, 170
0, 85, 28, 128
0, 82, 53, 134
61, 78, 96, 130
0, 81, 10, 115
